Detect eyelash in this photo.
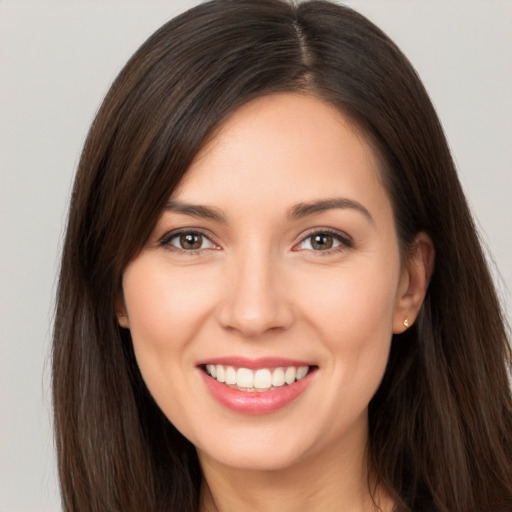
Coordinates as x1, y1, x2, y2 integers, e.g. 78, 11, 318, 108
159, 228, 353, 255
159, 229, 218, 254
293, 228, 353, 255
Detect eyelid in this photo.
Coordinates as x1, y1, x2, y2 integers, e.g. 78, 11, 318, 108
159, 228, 220, 252
293, 228, 353, 253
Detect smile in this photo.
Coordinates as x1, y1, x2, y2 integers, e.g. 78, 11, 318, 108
198, 358, 317, 414
204, 364, 310, 391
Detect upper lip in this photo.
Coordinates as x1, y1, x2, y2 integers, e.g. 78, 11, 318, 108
196, 356, 315, 370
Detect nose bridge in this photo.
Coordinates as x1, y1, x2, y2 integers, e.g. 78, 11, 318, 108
217, 241, 293, 337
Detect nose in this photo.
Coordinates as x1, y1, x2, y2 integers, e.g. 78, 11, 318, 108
216, 247, 295, 338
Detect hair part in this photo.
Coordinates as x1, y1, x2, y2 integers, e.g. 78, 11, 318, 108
53, 1, 512, 510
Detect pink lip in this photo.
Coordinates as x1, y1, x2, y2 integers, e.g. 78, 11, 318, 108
196, 356, 312, 370
198, 366, 315, 415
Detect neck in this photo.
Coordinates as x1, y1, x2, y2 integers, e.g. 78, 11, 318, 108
198, 419, 393, 512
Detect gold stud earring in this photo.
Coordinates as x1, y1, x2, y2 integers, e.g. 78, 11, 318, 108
403, 318, 409, 328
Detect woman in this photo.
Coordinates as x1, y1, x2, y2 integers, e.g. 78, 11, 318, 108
52, 1, 512, 510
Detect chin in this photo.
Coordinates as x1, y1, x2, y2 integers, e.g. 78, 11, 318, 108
194, 421, 328, 474
201, 446, 307, 473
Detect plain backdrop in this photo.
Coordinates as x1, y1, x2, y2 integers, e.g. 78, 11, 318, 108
1, 1, 511, 510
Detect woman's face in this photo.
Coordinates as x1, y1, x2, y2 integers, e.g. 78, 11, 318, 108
119, 93, 413, 472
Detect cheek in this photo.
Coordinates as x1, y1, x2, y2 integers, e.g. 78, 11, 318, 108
295, 256, 400, 396
121, 261, 219, 370
297, 259, 400, 336
121, 261, 224, 432
300, 263, 399, 419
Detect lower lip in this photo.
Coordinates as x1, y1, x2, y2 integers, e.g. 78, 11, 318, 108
199, 369, 314, 415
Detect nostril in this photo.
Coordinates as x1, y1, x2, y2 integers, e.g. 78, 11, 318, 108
216, 302, 295, 338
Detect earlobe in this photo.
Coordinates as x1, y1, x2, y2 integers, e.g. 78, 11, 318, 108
393, 232, 435, 334
115, 296, 130, 328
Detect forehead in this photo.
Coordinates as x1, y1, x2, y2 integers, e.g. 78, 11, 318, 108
173, 93, 389, 219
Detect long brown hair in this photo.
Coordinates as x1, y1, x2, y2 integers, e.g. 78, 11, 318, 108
53, 1, 512, 510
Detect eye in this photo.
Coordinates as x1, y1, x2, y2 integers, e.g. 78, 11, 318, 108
160, 231, 217, 252
295, 230, 352, 252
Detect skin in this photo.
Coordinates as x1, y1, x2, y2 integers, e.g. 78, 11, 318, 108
118, 93, 434, 512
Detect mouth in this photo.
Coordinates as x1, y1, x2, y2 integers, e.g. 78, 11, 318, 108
201, 364, 314, 392
197, 359, 317, 414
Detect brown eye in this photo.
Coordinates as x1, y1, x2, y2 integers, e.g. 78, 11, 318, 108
162, 231, 217, 252
295, 230, 352, 253
310, 233, 334, 250
180, 233, 203, 250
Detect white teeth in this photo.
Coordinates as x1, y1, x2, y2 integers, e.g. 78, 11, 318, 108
285, 366, 296, 384
237, 368, 254, 388
296, 366, 309, 380
254, 369, 272, 389
205, 364, 311, 390
206, 364, 216, 378
271, 367, 285, 387
216, 365, 225, 383
225, 366, 237, 385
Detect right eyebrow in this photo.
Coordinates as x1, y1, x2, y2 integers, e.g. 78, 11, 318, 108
164, 200, 227, 223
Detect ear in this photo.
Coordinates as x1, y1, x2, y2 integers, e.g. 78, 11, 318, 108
393, 232, 435, 334
115, 295, 130, 329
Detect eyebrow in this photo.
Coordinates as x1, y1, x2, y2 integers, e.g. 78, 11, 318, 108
165, 197, 374, 224
287, 198, 374, 223
165, 200, 227, 222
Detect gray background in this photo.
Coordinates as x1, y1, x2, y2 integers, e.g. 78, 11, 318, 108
1, 1, 511, 510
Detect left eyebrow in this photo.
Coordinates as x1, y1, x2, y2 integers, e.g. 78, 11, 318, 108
287, 197, 374, 224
